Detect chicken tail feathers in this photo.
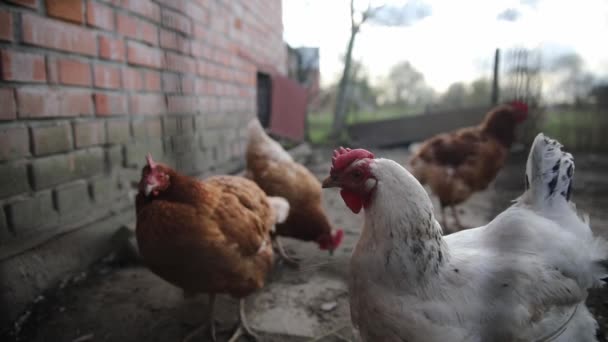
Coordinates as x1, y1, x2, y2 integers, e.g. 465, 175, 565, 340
268, 196, 290, 225
247, 118, 293, 162
524, 133, 574, 205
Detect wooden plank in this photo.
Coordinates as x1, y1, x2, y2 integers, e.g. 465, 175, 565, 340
347, 106, 490, 147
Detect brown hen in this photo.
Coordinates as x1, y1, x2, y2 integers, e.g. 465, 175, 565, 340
245, 119, 343, 266
409, 102, 528, 232
135, 154, 289, 342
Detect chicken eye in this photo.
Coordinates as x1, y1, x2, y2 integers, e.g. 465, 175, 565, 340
352, 170, 363, 179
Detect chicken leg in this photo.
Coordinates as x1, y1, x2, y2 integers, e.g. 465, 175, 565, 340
273, 236, 300, 268
227, 299, 258, 342
183, 294, 218, 342
450, 206, 464, 230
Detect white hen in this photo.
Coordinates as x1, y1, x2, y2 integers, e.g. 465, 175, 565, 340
321, 134, 608, 342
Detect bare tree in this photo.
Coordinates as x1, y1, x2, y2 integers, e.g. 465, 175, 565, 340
330, 0, 431, 140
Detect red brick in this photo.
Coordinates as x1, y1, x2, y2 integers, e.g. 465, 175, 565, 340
126, 41, 163, 68
98, 35, 124, 61
193, 23, 206, 39
17, 87, 93, 118
165, 52, 195, 73
94, 92, 127, 116
119, 0, 160, 22
161, 8, 192, 35
87, 1, 114, 31
161, 72, 179, 92
160, 29, 190, 54
143, 71, 160, 91
0, 125, 29, 161
117, 14, 158, 45
0, 88, 17, 121
46, 0, 84, 24
122, 68, 142, 90
162, 0, 187, 14
94, 64, 121, 89
129, 93, 166, 115
0, 50, 46, 83
0, 10, 13, 42
49, 58, 92, 86
6, 0, 37, 9
186, 2, 206, 23
22, 14, 97, 56
181, 77, 194, 94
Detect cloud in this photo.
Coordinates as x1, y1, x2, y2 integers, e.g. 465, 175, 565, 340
369, 0, 432, 27
497, 8, 521, 22
520, 0, 540, 9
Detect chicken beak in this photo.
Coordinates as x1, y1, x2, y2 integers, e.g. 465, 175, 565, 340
322, 176, 339, 189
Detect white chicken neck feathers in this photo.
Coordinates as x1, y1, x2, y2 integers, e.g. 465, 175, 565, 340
348, 133, 607, 342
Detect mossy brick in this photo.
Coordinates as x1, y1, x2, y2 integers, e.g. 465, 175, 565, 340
200, 130, 223, 148
89, 175, 117, 203
0, 161, 30, 198
125, 140, 163, 168
74, 148, 104, 178
0, 208, 14, 243
162, 116, 178, 136
105, 145, 123, 169
131, 119, 146, 140
31, 148, 105, 190
222, 129, 238, 142
31, 154, 76, 190
177, 151, 207, 175
171, 135, 195, 153
6, 191, 59, 234
106, 119, 131, 144
205, 112, 227, 128
178, 116, 195, 134
0, 125, 29, 161
54, 180, 91, 215
145, 118, 162, 138
193, 115, 205, 132
30, 122, 73, 155
73, 121, 106, 148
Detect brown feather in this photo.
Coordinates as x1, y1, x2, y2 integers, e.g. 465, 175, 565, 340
135, 166, 274, 298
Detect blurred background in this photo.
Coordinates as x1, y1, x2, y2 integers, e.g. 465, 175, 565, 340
0, 0, 607, 341
283, 0, 608, 149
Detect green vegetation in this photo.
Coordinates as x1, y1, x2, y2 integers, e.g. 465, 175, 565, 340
307, 107, 420, 145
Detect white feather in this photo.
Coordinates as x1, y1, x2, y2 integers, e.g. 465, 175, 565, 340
347, 134, 607, 342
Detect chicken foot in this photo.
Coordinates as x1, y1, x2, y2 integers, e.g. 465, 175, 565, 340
227, 299, 258, 342
182, 294, 221, 342
273, 236, 300, 268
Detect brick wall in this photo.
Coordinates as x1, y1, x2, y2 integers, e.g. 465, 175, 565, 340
0, 0, 286, 327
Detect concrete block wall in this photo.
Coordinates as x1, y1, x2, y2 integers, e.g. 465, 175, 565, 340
0, 0, 286, 328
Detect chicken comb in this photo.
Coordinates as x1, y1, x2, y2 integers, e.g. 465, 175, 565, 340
146, 153, 157, 169
509, 100, 528, 113
331, 147, 375, 173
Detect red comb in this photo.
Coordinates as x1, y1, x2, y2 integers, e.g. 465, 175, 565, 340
146, 153, 156, 168
331, 147, 374, 173
509, 101, 528, 113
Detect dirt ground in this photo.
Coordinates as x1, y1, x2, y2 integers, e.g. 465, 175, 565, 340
4, 147, 608, 342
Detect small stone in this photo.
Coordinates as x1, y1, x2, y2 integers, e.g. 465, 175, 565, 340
321, 301, 337, 312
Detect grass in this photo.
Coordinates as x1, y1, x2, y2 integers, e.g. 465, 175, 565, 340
539, 109, 607, 151
307, 106, 422, 145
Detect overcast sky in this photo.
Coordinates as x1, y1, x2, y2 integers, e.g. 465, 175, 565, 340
282, 0, 608, 92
